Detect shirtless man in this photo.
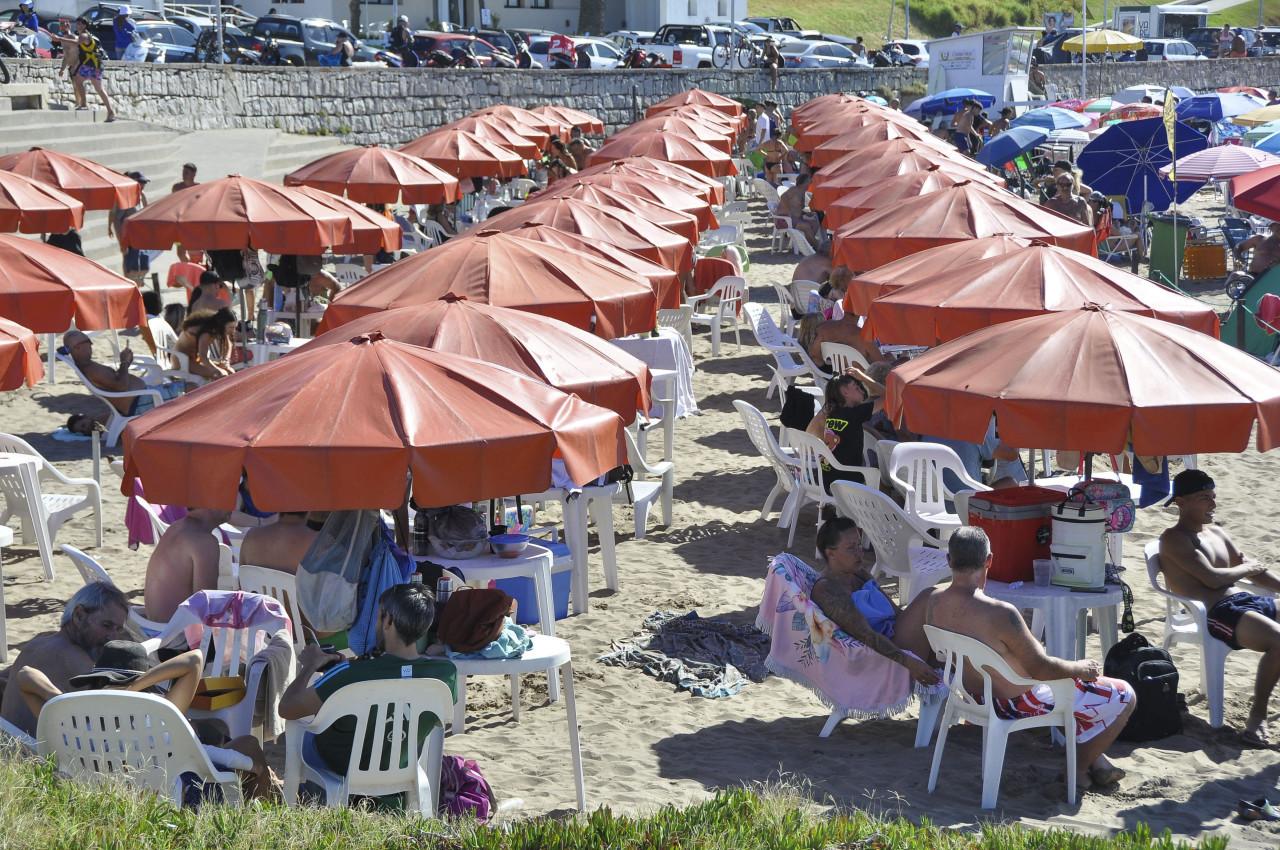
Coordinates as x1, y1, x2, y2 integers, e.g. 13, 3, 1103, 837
777, 172, 822, 246
792, 247, 833, 288
927, 527, 1136, 791
949, 100, 978, 156
988, 106, 1014, 137
144, 508, 232, 622
170, 162, 198, 195
1045, 172, 1094, 227
63, 330, 181, 416
808, 267, 887, 366
239, 512, 317, 575
1159, 469, 1280, 744
1236, 223, 1280, 277
0, 582, 130, 736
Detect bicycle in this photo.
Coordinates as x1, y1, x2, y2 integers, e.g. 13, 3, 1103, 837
713, 35, 760, 70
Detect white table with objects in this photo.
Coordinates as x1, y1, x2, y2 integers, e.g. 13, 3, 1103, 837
985, 579, 1124, 661
250, 336, 309, 365
611, 327, 698, 461
0, 452, 55, 583
524, 483, 621, 616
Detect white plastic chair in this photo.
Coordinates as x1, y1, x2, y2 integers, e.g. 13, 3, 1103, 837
282, 678, 454, 815
1144, 539, 1267, 728
734, 400, 801, 526
614, 428, 673, 539
0, 432, 102, 548
55, 352, 166, 448
146, 317, 203, 388
743, 304, 806, 400
59, 544, 115, 586
924, 624, 1078, 809
830, 481, 948, 604
656, 305, 694, 352
687, 276, 744, 358
888, 442, 989, 539
754, 178, 781, 206
788, 431, 881, 550
506, 177, 537, 200
768, 281, 799, 335
873, 439, 899, 485
820, 342, 872, 374
787, 228, 816, 257
698, 224, 739, 253
38, 691, 244, 808
769, 209, 794, 253
237, 565, 306, 654
331, 263, 366, 286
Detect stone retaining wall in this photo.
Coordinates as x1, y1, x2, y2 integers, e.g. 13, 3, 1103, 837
1040, 57, 1280, 101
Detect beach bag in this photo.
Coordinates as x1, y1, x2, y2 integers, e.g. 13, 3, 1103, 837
1104, 632, 1182, 742
296, 510, 382, 634
439, 755, 496, 821
347, 523, 415, 656
780, 385, 816, 433
426, 505, 488, 560
437, 588, 516, 653
1070, 480, 1136, 534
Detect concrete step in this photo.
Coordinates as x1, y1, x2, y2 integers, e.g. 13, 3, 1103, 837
262, 132, 353, 184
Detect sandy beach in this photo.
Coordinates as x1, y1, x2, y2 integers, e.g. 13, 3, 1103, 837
3, 181, 1280, 847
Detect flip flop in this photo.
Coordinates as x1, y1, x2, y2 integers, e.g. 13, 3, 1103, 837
1239, 798, 1280, 821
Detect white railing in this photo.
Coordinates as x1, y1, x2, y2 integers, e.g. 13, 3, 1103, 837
161, 2, 258, 26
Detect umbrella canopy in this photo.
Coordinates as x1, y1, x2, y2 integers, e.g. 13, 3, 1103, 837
831, 182, 1095, 272
458, 112, 553, 148
809, 121, 946, 167
545, 172, 715, 231
885, 305, 1280, 455
588, 132, 736, 177
824, 168, 972, 230
1078, 118, 1208, 213
1221, 86, 1270, 98
503, 221, 682, 310
486, 195, 694, 273
1232, 105, 1280, 127
120, 175, 353, 254
397, 129, 527, 179
862, 242, 1221, 345
1230, 163, 1280, 219
290, 186, 403, 255
663, 104, 748, 134
473, 104, 567, 139
1176, 92, 1266, 122
1061, 29, 1143, 52
0, 148, 140, 210
1011, 107, 1092, 131
0, 233, 144, 332
1256, 133, 1280, 155
645, 89, 744, 119
531, 104, 605, 135
122, 333, 627, 511
317, 228, 658, 338
1047, 129, 1092, 145
531, 179, 701, 243
845, 235, 1033, 316
612, 114, 734, 153
919, 88, 994, 117
305, 295, 651, 423
975, 126, 1050, 168
1111, 85, 1195, 106
1047, 99, 1093, 112
811, 152, 1000, 210
1244, 119, 1280, 141
1158, 145, 1280, 182
283, 145, 462, 206
0, 316, 43, 390
433, 116, 543, 159
791, 93, 867, 129
0, 170, 85, 234
1084, 97, 1114, 114
792, 107, 919, 150
574, 157, 727, 205
1100, 104, 1162, 124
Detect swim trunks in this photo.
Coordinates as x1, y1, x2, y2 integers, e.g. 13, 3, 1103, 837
77, 64, 103, 81
124, 247, 150, 274
952, 131, 970, 153
1208, 591, 1277, 651
991, 676, 1133, 743
128, 380, 183, 416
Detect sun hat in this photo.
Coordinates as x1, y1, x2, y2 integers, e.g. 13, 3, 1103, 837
118, 5, 130, 15
1163, 469, 1215, 507
68, 640, 153, 689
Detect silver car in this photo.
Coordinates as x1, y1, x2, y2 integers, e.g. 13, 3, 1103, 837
780, 39, 870, 68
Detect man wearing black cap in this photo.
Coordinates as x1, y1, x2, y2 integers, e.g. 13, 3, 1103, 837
1160, 469, 1280, 745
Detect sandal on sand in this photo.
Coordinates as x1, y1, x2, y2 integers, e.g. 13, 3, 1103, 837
1089, 765, 1126, 786
1238, 798, 1280, 821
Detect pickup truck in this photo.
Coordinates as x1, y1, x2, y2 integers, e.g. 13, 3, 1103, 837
745, 17, 820, 39
248, 14, 381, 65
645, 23, 732, 68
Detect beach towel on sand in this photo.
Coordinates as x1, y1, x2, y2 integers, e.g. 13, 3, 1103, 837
597, 611, 771, 698
757, 553, 940, 719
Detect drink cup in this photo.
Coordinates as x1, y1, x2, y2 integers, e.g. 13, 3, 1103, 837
1033, 559, 1054, 588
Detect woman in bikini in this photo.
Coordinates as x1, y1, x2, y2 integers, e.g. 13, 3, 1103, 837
175, 307, 237, 381
752, 128, 790, 185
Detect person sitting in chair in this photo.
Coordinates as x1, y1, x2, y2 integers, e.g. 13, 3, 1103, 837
1236, 223, 1280, 277
777, 172, 823, 247
62, 329, 182, 417
239, 512, 318, 576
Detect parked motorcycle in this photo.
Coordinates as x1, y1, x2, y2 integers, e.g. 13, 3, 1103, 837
622, 45, 661, 68
489, 47, 517, 68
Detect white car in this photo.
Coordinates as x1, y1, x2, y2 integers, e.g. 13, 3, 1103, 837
606, 30, 653, 49
528, 35, 624, 68
886, 38, 929, 67
1137, 38, 1206, 61
780, 39, 870, 69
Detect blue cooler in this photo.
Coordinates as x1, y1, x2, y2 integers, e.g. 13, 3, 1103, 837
494, 541, 573, 625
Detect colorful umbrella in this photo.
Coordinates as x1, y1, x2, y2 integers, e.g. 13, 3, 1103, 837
1111, 85, 1195, 106
975, 126, 1050, 168
918, 88, 994, 117
1061, 30, 1143, 53
861, 242, 1221, 345
0, 170, 85, 234
0, 317, 43, 389
1047, 99, 1093, 113
885, 305, 1280, 455
645, 89, 744, 119
1176, 92, 1266, 122
122, 333, 627, 511
290, 186, 403, 255
1077, 117, 1208, 213
305, 295, 651, 423
1231, 104, 1280, 127
120, 175, 352, 254
1011, 107, 1092, 131
283, 145, 462, 206
1157, 145, 1280, 181
0, 148, 140, 210
1100, 104, 1163, 124
1084, 98, 1114, 114
316, 228, 658, 338
0, 233, 144, 332
397, 129, 527, 179
588, 132, 736, 178
1230, 163, 1280, 220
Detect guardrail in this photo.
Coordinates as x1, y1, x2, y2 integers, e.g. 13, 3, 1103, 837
162, 2, 256, 27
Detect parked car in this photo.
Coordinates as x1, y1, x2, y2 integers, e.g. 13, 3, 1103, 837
170, 15, 255, 52
527, 35, 623, 68
1260, 26, 1280, 54
779, 39, 869, 68
1136, 38, 1206, 61
248, 14, 380, 66
745, 16, 818, 38
89, 18, 198, 61
607, 30, 654, 49
1185, 25, 1262, 57
644, 23, 731, 68
474, 28, 519, 56
885, 38, 929, 67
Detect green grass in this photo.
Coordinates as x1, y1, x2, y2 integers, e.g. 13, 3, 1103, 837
0, 748, 1236, 850
1213, 0, 1280, 29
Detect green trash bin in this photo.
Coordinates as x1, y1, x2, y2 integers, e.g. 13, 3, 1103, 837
1146, 212, 1191, 285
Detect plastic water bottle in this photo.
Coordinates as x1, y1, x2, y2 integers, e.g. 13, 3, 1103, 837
412, 507, 430, 557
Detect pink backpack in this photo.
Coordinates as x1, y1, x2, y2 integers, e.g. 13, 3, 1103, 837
439, 755, 496, 820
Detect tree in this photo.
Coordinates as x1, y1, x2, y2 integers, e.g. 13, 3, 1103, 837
349, 0, 361, 39
579, 0, 604, 35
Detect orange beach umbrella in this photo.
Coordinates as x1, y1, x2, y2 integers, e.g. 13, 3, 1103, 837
646, 88, 744, 119
0, 317, 43, 389
290, 186, 403, 255
0, 170, 85, 234
589, 131, 736, 178
531, 104, 605, 135
0, 232, 144, 332
283, 145, 462, 206
397, 129, 527, 180
0, 147, 140, 210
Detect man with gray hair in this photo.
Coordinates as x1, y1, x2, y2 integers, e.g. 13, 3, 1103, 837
926, 527, 1136, 792
0, 582, 131, 735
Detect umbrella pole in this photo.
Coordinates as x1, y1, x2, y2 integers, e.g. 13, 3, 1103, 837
1084, 452, 1095, 481
1080, 0, 1087, 100
239, 287, 249, 366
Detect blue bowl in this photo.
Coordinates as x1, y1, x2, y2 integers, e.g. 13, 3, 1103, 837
490, 533, 531, 559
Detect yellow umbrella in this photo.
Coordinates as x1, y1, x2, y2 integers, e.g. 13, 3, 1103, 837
1061, 29, 1143, 53
1233, 105, 1280, 127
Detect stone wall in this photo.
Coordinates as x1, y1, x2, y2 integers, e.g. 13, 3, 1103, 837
10, 60, 926, 146
1041, 57, 1280, 101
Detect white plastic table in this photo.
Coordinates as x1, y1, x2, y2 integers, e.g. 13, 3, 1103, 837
0, 524, 12, 661
985, 579, 1123, 661
250, 336, 309, 365
448, 634, 585, 812
524, 484, 620, 615
0, 453, 55, 582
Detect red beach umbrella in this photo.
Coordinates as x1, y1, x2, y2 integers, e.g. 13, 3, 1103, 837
0, 233, 143, 332
575, 156, 727, 205
283, 145, 462, 205
0, 170, 85, 234
439, 115, 543, 159
589, 131, 736, 177
0, 147, 141, 209
1230, 164, 1280, 220
646, 88, 744, 118
397, 129, 527, 179
810, 122, 953, 167
530, 179, 702, 243
824, 168, 973, 230
565, 170, 716, 231
0, 317, 43, 389
290, 186, 403, 255
531, 104, 605, 135
613, 114, 735, 152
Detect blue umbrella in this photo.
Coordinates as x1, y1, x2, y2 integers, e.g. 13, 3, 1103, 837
1077, 117, 1209, 212
865, 95, 889, 106
1256, 132, 1280, 154
976, 126, 1050, 167
903, 96, 926, 118
1011, 107, 1092, 131
919, 88, 994, 117
1176, 92, 1266, 122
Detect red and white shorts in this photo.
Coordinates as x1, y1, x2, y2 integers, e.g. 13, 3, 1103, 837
992, 675, 1134, 743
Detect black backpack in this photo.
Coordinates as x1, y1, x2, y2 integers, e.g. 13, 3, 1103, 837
1103, 632, 1182, 742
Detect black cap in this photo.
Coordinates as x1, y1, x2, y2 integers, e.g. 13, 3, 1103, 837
68, 640, 153, 689
1164, 469, 1215, 507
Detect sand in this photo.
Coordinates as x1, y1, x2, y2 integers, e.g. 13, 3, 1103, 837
3, 183, 1280, 847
